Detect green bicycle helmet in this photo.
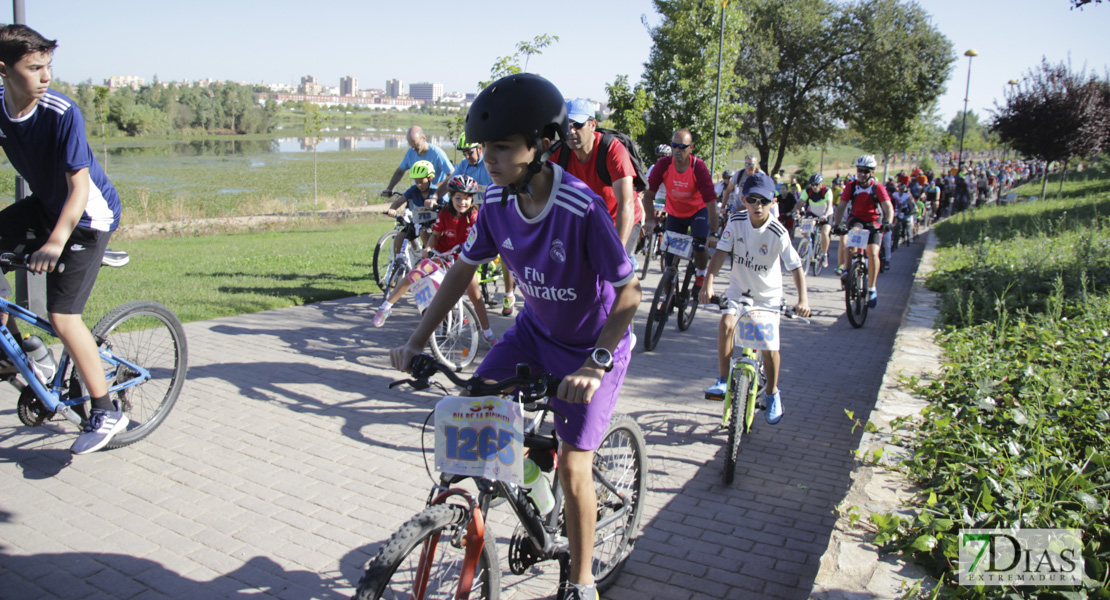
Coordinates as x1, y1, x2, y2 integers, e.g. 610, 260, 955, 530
456, 133, 480, 150
409, 160, 435, 180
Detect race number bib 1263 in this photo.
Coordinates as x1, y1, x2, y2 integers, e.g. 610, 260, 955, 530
734, 310, 781, 351
662, 231, 694, 259
845, 228, 870, 249
435, 395, 524, 485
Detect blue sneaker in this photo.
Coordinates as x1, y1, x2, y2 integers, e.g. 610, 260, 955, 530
867, 289, 878, 308
765, 391, 783, 424
705, 377, 727, 400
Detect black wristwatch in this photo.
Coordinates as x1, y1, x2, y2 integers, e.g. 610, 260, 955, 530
589, 347, 614, 372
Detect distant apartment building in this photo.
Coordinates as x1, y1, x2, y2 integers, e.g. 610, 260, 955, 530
299, 75, 322, 95
409, 82, 443, 105
106, 75, 144, 91
340, 76, 358, 96
386, 79, 404, 98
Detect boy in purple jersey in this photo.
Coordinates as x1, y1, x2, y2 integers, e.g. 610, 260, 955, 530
0, 25, 127, 455
390, 73, 641, 600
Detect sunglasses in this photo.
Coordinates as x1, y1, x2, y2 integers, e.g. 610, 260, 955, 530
744, 195, 774, 206
670, 142, 691, 149
744, 162, 755, 167
857, 168, 873, 175
569, 121, 587, 130
462, 148, 478, 155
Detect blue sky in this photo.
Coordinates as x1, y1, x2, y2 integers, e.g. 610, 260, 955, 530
24, 0, 1108, 128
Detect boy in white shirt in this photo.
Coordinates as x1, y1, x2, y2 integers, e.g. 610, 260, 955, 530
699, 173, 810, 424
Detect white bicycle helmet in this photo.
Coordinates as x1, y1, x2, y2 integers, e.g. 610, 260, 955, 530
855, 155, 878, 169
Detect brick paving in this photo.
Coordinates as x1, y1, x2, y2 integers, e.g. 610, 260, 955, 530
0, 234, 926, 599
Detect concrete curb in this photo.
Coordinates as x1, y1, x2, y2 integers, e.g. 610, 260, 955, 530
810, 228, 944, 599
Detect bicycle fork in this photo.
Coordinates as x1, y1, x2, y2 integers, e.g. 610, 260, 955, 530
721, 355, 759, 429
420, 488, 486, 600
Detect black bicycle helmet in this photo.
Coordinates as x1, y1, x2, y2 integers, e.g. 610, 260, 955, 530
465, 73, 567, 204
809, 173, 824, 186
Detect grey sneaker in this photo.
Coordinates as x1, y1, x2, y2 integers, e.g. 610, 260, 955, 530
70, 401, 129, 455
563, 582, 598, 600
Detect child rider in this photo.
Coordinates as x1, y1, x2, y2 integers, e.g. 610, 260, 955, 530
699, 172, 810, 424
389, 73, 641, 600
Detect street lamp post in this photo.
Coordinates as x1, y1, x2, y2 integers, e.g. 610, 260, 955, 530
1004, 79, 1018, 160
710, 0, 728, 176
956, 49, 978, 176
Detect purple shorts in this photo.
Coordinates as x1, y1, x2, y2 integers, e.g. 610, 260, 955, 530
475, 314, 631, 451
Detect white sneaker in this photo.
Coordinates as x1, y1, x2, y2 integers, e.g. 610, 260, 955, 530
71, 401, 129, 455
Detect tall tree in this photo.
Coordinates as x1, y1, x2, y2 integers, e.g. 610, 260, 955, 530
730, 0, 858, 175
844, 0, 954, 179
92, 86, 110, 171
605, 74, 651, 146
303, 105, 327, 209
479, 34, 560, 89
991, 58, 1110, 198
641, 0, 746, 170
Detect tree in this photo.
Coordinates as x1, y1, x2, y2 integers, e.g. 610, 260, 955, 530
844, 0, 954, 180
479, 34, 559, 89
605, 74, 651, 145
641, 0, 746, 170
303, 104, 327, 209
729, 0, 858, 175
991, 58, 1110, 198
944, 110, 990, 153
92, 86, 110, 170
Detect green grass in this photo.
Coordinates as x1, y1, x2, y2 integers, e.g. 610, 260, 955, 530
870, 163, 1110, 599
78, 215, 396, 328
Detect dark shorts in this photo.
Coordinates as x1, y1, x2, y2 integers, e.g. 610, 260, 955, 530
475, 313, 631, 451
845, 217, 882, 246
0, 198, 111, 314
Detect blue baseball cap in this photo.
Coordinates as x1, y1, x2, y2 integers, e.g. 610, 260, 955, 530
566, 98, 594, 123
742, 172, 777, 200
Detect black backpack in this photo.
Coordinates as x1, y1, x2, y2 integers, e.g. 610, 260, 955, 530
555, 128, 649, 192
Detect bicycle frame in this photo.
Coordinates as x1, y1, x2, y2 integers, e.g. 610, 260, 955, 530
0, 295, 150, 426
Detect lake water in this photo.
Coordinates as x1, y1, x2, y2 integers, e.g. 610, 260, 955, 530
107, 132, 454, 158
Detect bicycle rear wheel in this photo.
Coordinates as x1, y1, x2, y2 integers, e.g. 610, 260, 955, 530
846, 258, 868, 328
479, 261, 506, 308
354, 503, 500, 600
723, 370, 753, 485
430, 301, 480, 371
372, 231, 399, 290
82, 300, 188, 448
573, 413, 648, 593
643, 270, 672, 351
676, 261, 698, 332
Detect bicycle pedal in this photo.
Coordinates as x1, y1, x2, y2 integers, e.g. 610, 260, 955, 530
704, 392, 724, 401
755, 402, 766, 411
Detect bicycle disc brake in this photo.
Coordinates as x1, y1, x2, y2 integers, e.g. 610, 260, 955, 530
17, 387, 54, 427
508, 523, 543, 575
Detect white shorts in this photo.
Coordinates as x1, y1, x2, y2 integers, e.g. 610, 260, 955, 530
720, 285, 781, 316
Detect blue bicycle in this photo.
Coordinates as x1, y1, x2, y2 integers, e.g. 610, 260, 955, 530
1, 253, 188, 448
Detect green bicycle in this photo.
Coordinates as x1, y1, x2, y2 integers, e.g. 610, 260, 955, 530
708, 293, 809, 485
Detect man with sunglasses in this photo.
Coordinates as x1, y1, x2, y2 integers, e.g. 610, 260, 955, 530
643, 129, 719, 294
380, 126, 453, 198
549, 98, 643, 259
832, 155, 894, 308
699, 173, 809, 419
722, 154, 766, 214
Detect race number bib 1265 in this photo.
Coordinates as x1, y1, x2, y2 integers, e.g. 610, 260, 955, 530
734, 310, 781, 351
845, 228, 870, 249
662, 231, 694, 259
435, 395, 524, 485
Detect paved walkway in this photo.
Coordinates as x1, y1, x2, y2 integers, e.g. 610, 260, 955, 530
0, 233, 926, 599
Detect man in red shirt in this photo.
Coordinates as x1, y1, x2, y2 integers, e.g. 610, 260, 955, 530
643, 128, 719, 292
550, 98, 643, 257
832, 155, 894, 308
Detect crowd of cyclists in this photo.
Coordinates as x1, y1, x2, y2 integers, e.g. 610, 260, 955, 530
366, 74, 1055, 597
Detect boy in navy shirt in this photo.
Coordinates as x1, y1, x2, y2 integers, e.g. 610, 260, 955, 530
0, 25, 126, 454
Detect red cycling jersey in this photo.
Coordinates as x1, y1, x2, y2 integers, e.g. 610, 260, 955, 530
841, 180, 891, 224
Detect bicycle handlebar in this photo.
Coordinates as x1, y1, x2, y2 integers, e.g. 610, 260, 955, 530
391, 353, 564, 408
708, 294, 811, 324
0, 253, 64, 273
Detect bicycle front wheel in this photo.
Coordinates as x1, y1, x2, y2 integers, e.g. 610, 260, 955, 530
372, 230, 399, 290
676, 261, 698, 332
354, 504, 500, 600
723, 370, 753, 485
429, 301, 480, 371
580, 413, 648, 593
846, 258, 868, 328
89, 300, 188, 448
643, 272, 671, 351
811, 235, 825, 277
638, 233, 655, 280
796, 237, 812, 274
